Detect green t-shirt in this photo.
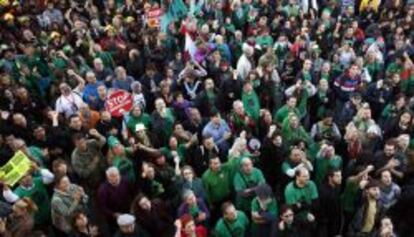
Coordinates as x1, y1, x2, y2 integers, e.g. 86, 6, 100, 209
234, 168, 265, 212
282, 4, 300, 17
202, 161, 236, 205
284, 180, 318, 220
149, 179, 165, 199
365, 61, 382, 80
315, 155, 342, 185
256, 35, 274, 49
95, 51, 114, 69
20, 74, 42, 95
320, 72, 331, 81
52, 57, 68, 70
386, 62, 403, 76
274, 105, 300, 125
296, 89, 311, 119
18, 52, 50, 77
302, 71, 312, 81
281, 119, 312, 147
214, 211, 249, 237
15, 178, 50, 225
341, 179, 359, 213
251, 197, 278, 214
112, 156, 135, 183
160, 109, 175, 145
381, 104, 398, 121
242, 91, 260, 122
251, 197, 278, 235
126, 113, 151, 134
285, 181, 318, 205
224, 23, 236, 33
28, 146, 45, 167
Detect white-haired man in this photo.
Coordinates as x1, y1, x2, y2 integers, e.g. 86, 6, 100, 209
98, 167, 135, 234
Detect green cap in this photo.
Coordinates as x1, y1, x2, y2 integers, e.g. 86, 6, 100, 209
107, 136, 121, 149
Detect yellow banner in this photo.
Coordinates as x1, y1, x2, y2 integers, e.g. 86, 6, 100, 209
0, 151, 32, 186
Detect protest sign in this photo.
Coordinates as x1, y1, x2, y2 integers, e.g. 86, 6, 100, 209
0, 151, 32, 186
105, 89, 133, 117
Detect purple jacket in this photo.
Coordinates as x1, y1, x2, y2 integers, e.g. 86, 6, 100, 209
98, 177, 134, 221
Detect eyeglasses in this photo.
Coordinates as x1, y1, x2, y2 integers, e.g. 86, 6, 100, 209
282, 213, 294, 218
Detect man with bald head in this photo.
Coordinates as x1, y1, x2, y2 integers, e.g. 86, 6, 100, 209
234, 157, 266, 213
284, 167, 318, 237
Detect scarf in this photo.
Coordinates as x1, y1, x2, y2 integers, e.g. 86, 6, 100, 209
184, 80, 202, 99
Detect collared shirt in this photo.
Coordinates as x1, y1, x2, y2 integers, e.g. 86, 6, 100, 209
202, 120, 230, 145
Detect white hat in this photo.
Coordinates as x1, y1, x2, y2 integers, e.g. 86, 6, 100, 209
117, 214, 135, 226
135, 123, 146, 132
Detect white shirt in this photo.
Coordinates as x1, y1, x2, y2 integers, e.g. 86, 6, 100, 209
55, 90, 84, 118
236, 54, 252, 80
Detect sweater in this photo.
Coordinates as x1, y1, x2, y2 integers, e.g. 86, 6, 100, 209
51, 184, 89, 233
97, 178, 134, 222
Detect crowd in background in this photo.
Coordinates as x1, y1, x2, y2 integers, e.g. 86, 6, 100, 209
1, 0, 414, 236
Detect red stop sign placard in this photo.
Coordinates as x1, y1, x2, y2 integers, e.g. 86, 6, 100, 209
105, 89, 133, 117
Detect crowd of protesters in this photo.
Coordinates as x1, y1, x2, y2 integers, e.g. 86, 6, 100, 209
1, 0, 414, 236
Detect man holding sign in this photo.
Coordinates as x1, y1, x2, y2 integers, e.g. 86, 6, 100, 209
2, 160, 54, 228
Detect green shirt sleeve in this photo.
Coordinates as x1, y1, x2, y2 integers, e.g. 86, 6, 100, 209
239, 211, 250, 226
309, 181, 319, 200
255, 169, 266, 184
233, 172, 246, 192
284, 183, 296, 205
281, 162, 291, 175
214, 220, 230, 237
275, 106, 287, 124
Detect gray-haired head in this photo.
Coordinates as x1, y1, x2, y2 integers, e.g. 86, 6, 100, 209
106, 166, 119, 176
182, 189, 195, 201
